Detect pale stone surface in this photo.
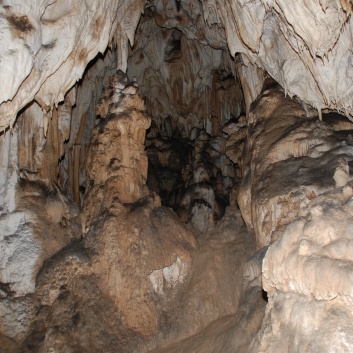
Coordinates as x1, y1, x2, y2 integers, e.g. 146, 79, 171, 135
250, 292, 353, 353
0, 127, 18, 214
2, 0, 353, 131
238, 80, 353, 247
0, 180, 80, 297
0, 180, 81, 349
149, 257, 188, 296
3, 1, 353, 352
238, 84, 353, 352
262, 187, 353, 303
0, 0, 144, 130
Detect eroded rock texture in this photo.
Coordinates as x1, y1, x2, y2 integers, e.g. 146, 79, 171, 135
0, 0, 144, 130
85, 71, 151, 207
238, 79, 353, 247
255, 188, 353, 352
2, 0, 353, 352
237, 81, 353, 352
2, 0, 353, 131
0, 180, 81, 351
127, 9, 245, 138
0, 73, 265, 353
129, 7, 247, 234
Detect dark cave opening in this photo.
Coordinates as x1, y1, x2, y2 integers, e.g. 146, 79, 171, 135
127, 10, 247, 231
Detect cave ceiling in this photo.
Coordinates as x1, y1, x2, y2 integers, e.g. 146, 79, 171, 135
1, 0, 353, 131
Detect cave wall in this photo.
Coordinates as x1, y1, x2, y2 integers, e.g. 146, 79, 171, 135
1, 0, 353, 352
245, 81, 353, 353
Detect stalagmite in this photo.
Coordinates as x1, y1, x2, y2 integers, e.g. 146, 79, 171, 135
2, 0, 353, 352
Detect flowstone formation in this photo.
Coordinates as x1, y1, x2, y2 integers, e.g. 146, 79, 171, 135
238, 80, 353, 352
238, 79, 353, 247
0, 72, 265, 353
3, 0, 353, 352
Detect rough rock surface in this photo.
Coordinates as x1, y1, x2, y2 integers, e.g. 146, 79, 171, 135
238, 79, 353, 248
0, 75, 265, 353
251, 185, 353, 353
84, 71, 150, 208
128, 9, 245, 138
2, 0, 353, 130
0, 0, 144, 130
148, 209, 266, 353
3, 1, 353, 352
0, 180, 81, 348
236, 82, 353, 352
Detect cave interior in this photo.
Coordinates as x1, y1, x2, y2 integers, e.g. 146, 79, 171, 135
1, 1, 353, 352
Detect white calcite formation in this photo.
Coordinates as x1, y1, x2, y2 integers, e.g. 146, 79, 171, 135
238, 80, 353, 248
238, 81, 353, 352
1, 0, 353, 131
3, 0, 353, 352
251, 186, 353, 352
0, 0, 144, 130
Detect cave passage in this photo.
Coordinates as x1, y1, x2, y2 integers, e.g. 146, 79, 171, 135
3, 1, 353, 353
127, 11, 247, 232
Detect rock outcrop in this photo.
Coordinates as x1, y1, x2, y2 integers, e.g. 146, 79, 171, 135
237, 81, 353, 352
238, 79, 353, 248
0, 73, 265, 353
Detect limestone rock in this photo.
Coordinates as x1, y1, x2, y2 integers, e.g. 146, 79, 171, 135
128, 10, 244, 139
0, 180, 80, 297
0, 0, 144, 130
58, 49, 118, 206
3, 1, 353, 352
2, 0, 353, 132
0, 180, 81, 349
251, 185, 353, 352
147, 207, 266, 353
84, 72, 151, 218
238, 80, 353, 247
87, 194, 197, 338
